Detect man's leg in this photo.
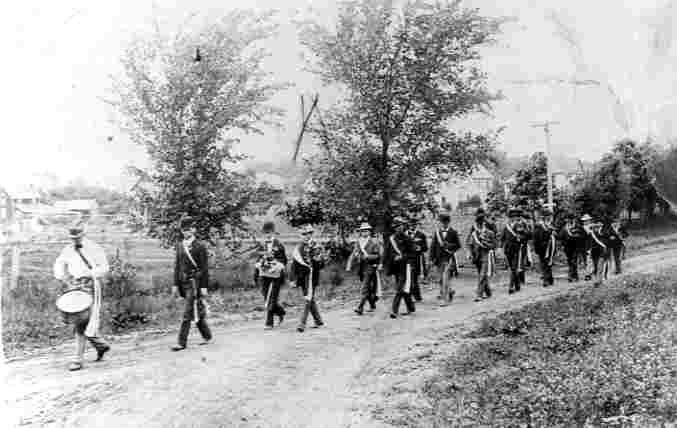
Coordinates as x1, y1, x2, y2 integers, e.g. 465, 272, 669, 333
309, 299, 323, 327
174, 286, 194, 350
355, 276, 370, 315
475, 253, 488, 300
270, 278, 285, 323
297, 280, 310, 331
613, 246, 622, 274
195, 292, 212, 341
391, 272, 404, 317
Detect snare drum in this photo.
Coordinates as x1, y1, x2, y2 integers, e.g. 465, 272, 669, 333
56, 288, 93, 324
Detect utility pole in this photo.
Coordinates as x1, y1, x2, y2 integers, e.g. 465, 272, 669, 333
531, 121, 560, 210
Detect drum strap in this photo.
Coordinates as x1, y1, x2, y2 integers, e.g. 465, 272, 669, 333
75, 247, 93, 270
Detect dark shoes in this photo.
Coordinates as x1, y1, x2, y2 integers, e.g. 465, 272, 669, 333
68, 361, 83, 371
297, 327, 305, 333
171, 345, 187, 352
278, 313, 285, 325
389, 313, 397, 319
95, 344, 110, 362
354, 308, 364, 316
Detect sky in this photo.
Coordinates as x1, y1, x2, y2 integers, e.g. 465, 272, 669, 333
2, 0, 677, 191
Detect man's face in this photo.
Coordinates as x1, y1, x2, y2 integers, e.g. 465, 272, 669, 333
302, 232, 312, 242
182, 227, 196, 240
359, 229, 370, 238
71, 236, 83, 248
263, 231, 273, 241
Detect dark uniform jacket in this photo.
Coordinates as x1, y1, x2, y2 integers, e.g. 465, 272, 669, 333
558, 222, 585, 252
174, 239, 209, 298
533, 221, 556, 256
289, 241, 325, 287
385, 231, 416, 276
348, 237, 382, 281
253, 237, 287, 283
501, 221, 530, 256
430, 226, 461, 267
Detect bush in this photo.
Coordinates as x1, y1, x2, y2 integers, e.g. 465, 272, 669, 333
424, 271, 677, 427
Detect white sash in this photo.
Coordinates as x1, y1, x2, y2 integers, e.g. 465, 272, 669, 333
589, 229, 607, 250
183, 242, 200, 321
293, 245, 314, 301
487, 250, 496, 277
389, 235, 403, 258
375, 269, 383, 297
75, 248, 101, 338
404, 263, 412, 293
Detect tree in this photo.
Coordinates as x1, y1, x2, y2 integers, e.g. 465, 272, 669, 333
508, 152, 568, 211
571, 153, 632, 219
296, 0, 500, 234
109, 11, 286, 246
611, 139, 660, 220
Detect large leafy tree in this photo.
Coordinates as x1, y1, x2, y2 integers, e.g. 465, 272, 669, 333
109, 11, 286, 246
506, 151, 568, 211
295, 0, 500, 234
611, 139, 660, 220
571, 153, 632, 219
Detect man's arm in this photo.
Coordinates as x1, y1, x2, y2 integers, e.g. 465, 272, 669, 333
197, 243, 209, 291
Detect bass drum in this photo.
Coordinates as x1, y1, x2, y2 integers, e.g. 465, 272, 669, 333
56, 289, 93, 324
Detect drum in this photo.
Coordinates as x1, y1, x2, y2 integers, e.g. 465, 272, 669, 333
56, 289, 93, 324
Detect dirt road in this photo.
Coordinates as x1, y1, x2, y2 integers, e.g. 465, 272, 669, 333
5, 245, 676, 428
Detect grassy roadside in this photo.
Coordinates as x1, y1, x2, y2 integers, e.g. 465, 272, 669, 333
419, 268, 677, 428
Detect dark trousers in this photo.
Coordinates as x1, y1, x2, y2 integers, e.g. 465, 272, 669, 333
391, 263, 415, 315
298, 277, 323, 328
438, 255, 456, 301
475, 251, 492, 298
505, 250, 522, 292
261, 277, 285, 327
411, 254, 426, 301
357, 265, 378, 311
177, 283, 212, 347
537, 252, 554, 286
611, 245, 623, 274
591, 248, 611, 284
70, 312, 108, 352
563, 246, 579, 281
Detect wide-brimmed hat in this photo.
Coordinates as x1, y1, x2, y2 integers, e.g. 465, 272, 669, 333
179, 216, 195, 230
68, 226, 85, 239
438, 212, 451, 223
358, 222, 372, 231
508, 207, 522, 218
581, 214, 593, 222
262, 221, 275, 233
300, 224, 314, 235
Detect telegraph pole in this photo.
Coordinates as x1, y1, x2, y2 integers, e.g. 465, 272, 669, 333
531, 121, 560, 210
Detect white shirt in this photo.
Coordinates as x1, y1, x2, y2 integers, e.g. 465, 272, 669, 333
53, 238, 109, 280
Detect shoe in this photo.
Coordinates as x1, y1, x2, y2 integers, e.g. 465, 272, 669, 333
95, 344, 110, 362
508, 289, 515, 294
68, 361, 83, 371
297, 327, 305, 333
367, 306, 376, 312
449, 290, 456, 302
312, 322, 324, 328
354, 308, 363, 316
199, 338, 211, 345
171, 345, 186, 352
278, 313, 285, 325
474, 297, 483, 302
264, 325, 273, 330
389, 313, 397, 319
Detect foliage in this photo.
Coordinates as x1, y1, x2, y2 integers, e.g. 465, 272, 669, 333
296, 0, 501, 234
425, 270, 677, 427
613, 139, 660, 217
508, 151, 568, 211
47, 179, 129, 215
571, 153, 632, 218
109, 10, 287, 246
485, 179, 509, 215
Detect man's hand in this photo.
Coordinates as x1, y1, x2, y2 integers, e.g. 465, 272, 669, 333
289, 281, 297, 288
171, 287, 179, 298
200, 288, 208, 297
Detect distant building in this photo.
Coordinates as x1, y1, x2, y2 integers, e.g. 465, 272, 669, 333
53, 199, 100, 215
437, 164, 495, 212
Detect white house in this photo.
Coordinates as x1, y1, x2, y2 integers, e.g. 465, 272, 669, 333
437, 164, 495, 211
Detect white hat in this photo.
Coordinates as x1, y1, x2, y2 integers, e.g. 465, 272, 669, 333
581, 214, 593, 222
358, 222, 372, 231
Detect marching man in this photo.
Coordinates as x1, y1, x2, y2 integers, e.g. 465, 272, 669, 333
502, 208, 530, 294
430, 212, 461, 306
467, 210, 496, 302
533, 207, 557, 287
558, 213, 586, 282
347, 222, 383, 315
171, 217, 212, 351
409, 221, 428, 302
53, 224, 111, 371
253, 221, 287, 329
289, 225, 326, 332
387, 217, 417, 318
